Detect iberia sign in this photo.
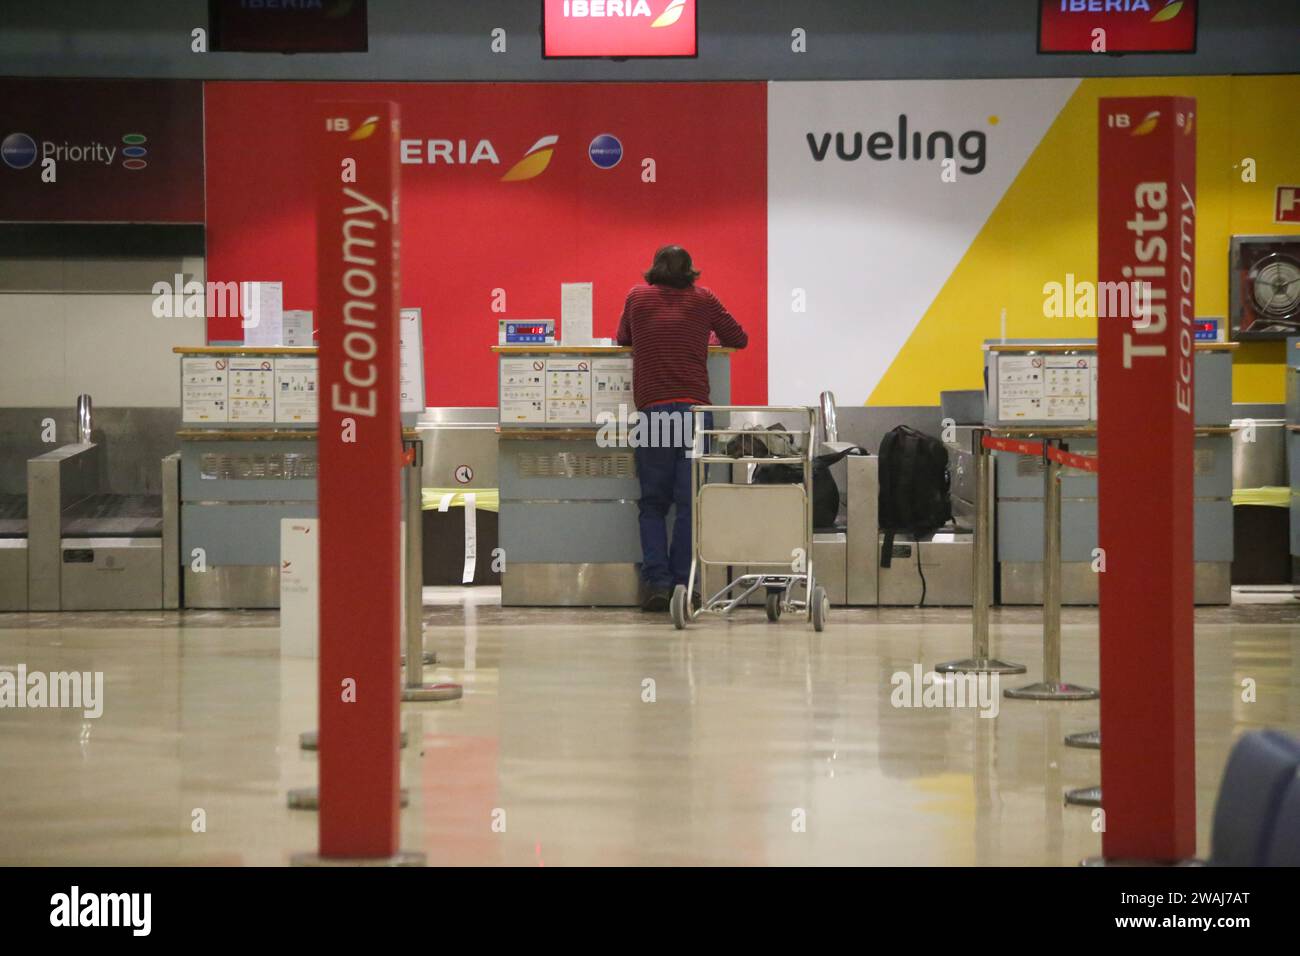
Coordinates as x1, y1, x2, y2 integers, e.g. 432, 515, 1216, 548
543, 0, 697, 58
1039, 0, 1197, 54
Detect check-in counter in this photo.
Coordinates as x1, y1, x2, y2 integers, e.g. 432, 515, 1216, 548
174, 346, 320, 608
495, 345, 733, 606
984, 339, 1235, 605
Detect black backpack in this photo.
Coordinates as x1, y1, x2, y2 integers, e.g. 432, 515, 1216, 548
877, 425, 952, 568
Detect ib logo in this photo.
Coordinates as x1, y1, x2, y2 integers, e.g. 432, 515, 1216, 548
588, 134, 623, 170
1, 132, 38, 170
121, 133, 148, 170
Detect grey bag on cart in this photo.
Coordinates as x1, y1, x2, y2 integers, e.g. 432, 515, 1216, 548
877, 425, 951, 569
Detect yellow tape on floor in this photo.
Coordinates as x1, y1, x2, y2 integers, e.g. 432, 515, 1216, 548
421, 488, 500, 513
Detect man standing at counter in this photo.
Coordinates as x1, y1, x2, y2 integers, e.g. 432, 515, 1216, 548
616, 245, 749, 612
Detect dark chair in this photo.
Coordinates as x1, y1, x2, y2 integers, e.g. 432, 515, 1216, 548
1209, 730, 1300, 866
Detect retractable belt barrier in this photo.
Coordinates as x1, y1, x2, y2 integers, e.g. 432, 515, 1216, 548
937, 429, 1102, 702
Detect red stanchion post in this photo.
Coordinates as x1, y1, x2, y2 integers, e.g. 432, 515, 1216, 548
1095, 95, 1197, 862
294, 100, 419, 865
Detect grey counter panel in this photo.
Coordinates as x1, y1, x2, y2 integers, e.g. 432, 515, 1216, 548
180, 441, 318, 502
499, 501, 642, 565
181, 502, 316, 567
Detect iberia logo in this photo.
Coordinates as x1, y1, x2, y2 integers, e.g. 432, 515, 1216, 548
501, 136, 559, 182
1150, 1, 1184, 22
349, 115, 379, 141
1131, 110, 1160, 136
652, 0, 687, 27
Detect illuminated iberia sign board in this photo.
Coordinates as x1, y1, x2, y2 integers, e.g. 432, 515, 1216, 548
1039, 0, 1197, 54
543, 0, 697, 58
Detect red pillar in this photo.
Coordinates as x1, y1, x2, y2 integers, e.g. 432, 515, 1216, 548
316, 101, 402, 857
1096, 96, 1197, 860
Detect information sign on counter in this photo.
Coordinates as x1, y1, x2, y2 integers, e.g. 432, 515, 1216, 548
181, 356, 229, 423
545, 356, 592, 423
592, 355, 634, 419
274, 356, 319, 424
500, 357, 546, 423
399, 307, 425, 416
228, 357, 276, 422
996, 353, 1093, 422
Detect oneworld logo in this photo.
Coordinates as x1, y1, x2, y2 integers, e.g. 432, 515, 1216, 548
1, 132, 37, 169
806, 114, 991, 175
588, 133, 623, 169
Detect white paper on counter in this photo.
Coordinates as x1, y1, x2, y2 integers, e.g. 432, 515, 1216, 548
561, 282, 594, 345
242, 281, 283, 346
181, 356, 229, 423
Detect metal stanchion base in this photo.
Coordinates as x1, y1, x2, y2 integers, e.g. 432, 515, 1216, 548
1005, 681, 1099, 701
292, 851, 426, 867
299, 730, 408, 751
1080, 856, 1204, 867
1065, 729, 1101, 749
1064, 785, 1102, 807
402, 682, 463, 702
401, 651, 436, 666
934, 658, 1026, 675
287, 787, 410, 811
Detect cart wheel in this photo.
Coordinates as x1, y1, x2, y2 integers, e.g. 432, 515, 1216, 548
811, 585, 828, 632
670, 584, 688, 630
765, 591, 783, 622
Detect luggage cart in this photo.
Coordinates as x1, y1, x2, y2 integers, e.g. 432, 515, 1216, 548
671, 405, 829, 632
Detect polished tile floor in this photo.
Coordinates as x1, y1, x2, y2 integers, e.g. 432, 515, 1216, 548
0, 589, 1297, 866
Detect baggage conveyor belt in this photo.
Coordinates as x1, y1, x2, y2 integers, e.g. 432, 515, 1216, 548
0, 492, 27, 537
60, 493, 163, 538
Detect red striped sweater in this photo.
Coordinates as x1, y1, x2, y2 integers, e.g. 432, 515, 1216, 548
614, 284, 748, 409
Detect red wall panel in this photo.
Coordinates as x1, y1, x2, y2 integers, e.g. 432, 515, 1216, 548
203, 82, 766, 406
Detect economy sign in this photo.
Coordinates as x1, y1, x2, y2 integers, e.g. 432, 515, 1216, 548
315, 100, 403, 859
1096, 95, 1197, 861
1039, 0, 1197, 54
543, 0, 697, 57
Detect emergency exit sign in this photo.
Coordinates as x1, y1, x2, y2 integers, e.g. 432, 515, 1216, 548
1277, 186, 1300, 224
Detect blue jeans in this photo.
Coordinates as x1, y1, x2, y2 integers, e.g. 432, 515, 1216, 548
634, 404, 707, 589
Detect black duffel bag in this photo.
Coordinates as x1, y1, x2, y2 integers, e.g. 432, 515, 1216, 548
753, 444, 868, 531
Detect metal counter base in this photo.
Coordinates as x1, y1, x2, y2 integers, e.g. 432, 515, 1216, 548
0, 540, 27, 610
502, 562, 641, 606
1000, 560, 1231, 605
184, 565, 281, 609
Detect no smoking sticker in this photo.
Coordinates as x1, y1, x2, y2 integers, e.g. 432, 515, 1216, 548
454, 464, 473, 484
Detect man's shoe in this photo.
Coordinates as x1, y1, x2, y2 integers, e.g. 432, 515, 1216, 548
691, 591, 702, 612
641, 588, 671, 612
